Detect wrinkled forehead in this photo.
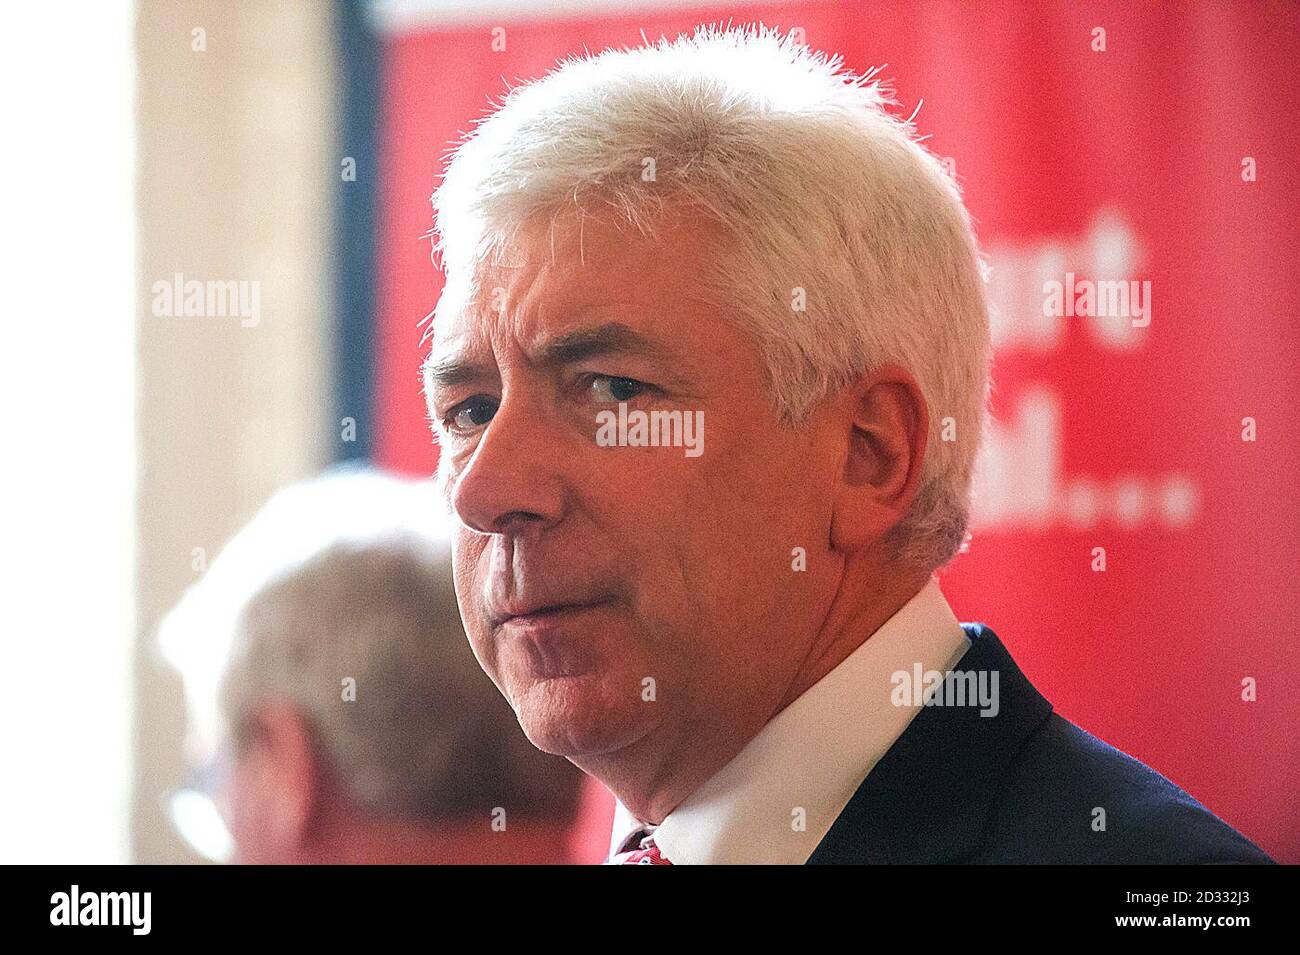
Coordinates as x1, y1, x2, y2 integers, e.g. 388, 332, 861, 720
430, 209, 727, 358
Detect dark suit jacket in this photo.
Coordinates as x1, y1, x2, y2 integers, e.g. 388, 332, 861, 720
808, 623, 1273, 864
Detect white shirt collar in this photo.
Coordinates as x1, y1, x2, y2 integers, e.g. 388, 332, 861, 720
608, 575, 970, 864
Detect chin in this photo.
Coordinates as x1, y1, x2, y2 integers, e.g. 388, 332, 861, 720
511, 671, 655, 758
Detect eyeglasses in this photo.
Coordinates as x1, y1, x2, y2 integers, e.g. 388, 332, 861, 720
166, 744, 235, 862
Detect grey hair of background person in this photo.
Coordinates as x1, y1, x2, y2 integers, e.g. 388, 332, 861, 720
158, 467, 582, 824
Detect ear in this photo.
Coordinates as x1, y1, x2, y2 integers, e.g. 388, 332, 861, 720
829, 364, 929, 554
226, 704, 321, 863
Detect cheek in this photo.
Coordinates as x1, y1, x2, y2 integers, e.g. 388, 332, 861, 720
678, 443, 799, 560
667, 442, 833, 623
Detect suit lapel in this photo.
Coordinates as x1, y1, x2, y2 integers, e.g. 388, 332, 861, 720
807, 623, 1053, 864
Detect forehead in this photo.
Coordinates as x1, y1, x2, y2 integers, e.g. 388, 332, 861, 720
431, 210, 727, 353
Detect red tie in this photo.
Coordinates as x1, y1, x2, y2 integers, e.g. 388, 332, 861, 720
616, 830, 673, 865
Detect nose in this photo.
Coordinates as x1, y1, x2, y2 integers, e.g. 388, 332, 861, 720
448, 390, 568, 536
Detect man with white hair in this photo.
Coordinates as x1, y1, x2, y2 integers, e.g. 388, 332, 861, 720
160, 469, 584, 864
421, 26, 1270, 864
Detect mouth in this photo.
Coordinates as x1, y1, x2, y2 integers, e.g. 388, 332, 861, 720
491, 599, 616, 679
491, 598, 614, 633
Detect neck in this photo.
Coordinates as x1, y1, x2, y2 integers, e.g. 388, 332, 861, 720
777, 559, 931, 711
582, 558, 932, 824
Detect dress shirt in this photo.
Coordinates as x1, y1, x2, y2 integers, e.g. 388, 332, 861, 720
607, 575, 971, 864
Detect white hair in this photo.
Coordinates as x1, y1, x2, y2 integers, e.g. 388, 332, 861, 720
158, 468, 579, 822
431, 25, 992, 569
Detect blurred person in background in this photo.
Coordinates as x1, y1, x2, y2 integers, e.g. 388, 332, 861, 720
159, 468, 586, 864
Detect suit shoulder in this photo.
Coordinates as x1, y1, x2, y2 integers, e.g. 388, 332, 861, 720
972, 713, 1273, 864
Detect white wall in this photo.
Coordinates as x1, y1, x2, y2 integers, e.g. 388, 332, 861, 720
0, 3, 136, 863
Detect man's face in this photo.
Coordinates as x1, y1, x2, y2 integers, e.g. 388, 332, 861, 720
425, 211, 843, 767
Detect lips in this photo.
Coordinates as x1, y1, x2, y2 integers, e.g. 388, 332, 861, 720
491, 600, 615, 679
490, 598, 613, 631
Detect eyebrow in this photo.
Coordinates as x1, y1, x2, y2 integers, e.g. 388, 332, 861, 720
535, 322, 677, 367
422, 321, 678, 389
422, 352, 486, 389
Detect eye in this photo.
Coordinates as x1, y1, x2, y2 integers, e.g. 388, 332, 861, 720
444, 394, 499, 433
589, 374, 649, 403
